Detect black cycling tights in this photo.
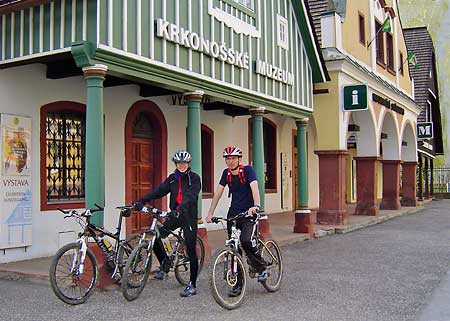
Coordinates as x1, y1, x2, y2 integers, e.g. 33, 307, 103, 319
153, 217, 199, 287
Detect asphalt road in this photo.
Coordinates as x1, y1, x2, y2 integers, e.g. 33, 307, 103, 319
1, 200, 450, 321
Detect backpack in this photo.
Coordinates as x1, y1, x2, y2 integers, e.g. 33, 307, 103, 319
226, 165, 247, 197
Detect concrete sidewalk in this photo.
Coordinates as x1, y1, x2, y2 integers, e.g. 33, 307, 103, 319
0, 201, 430, 286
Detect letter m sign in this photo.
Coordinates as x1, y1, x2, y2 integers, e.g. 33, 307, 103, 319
417, 122, 433, 139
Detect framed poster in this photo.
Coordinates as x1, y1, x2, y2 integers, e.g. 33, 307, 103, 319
0, 114, 32, 249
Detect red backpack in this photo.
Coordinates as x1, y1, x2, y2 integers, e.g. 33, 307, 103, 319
226, 165, 247, 197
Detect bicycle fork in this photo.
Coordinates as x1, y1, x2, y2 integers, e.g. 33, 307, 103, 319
72, 237, 88, 275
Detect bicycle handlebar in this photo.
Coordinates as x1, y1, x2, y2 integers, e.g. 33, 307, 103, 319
140, 206, 179, 219
57, 204, 104, 219
211, 210, 265, 224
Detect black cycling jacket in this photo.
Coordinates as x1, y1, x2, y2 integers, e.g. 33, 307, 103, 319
137, 168, 201, 225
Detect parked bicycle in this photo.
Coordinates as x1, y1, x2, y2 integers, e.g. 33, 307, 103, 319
121, 206, 205, 301
49, 204, 139, 305
209, 211, 283, 310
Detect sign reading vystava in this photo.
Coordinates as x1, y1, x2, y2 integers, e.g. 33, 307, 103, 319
417, 122, 433, 139
343, 84, 368, 111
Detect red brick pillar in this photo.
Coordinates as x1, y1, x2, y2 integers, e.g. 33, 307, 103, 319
197, 219, 212, 265
315, 150, 349, 225
354, 157, 379, 216
380, 160, 401, 210
401, 161, 418, 206
87, 243, 115, 289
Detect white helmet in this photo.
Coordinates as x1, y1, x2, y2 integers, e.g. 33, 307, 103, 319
172, 150, 192, 163
223, 146, 243, 157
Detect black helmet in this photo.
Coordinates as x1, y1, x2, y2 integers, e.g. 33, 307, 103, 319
172, 150, 192, 163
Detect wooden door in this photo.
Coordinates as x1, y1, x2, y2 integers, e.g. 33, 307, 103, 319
130, 137, 153, 234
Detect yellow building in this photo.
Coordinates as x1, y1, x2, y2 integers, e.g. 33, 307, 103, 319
307, 0, 421, 224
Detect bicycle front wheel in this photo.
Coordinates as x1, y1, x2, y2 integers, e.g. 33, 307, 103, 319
174, 236, 205, 286
49, 242, 98, 305
117, 233, 141, 277
260, 239, 283, 292
121, 240, 152, 301
209, 248, 247, 310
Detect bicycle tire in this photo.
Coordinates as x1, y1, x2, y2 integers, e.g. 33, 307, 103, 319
116, 233, 141, 276
260, 239, 283, 292
49, 242, 98, 305
121, 240, 152, 301
174, 236, 205, 286
209, 248, 247, 310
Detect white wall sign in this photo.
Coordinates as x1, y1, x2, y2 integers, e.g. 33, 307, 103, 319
0, 114, 32, 249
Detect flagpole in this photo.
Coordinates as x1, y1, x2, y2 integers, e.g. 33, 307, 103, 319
367, 26, 382, 48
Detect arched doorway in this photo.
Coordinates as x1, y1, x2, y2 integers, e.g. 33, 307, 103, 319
125, 100, 167, 235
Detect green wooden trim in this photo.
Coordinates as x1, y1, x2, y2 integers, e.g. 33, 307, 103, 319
71, 40, 95, 66
251, 112, 265, 209
93, 46, 311, 118
5, 14, 11, 59
99, 0, 107, 44
43, 3, 51, 52
75, 0, 83, 41
127, 0, 137, 54
296, 120, 308, 207
86, 0, 98, 43
13, 11, 20, 57
53, 1, 61, 50
292, 1, 327, 83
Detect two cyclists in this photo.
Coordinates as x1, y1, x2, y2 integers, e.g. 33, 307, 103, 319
133, 150, 201, 297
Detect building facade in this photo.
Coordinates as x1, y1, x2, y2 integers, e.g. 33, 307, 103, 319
0, 0, 327, 262
307, 0, 421, 224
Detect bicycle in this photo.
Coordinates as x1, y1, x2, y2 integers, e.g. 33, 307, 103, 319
49, 204, 140, 305
209, 211, 283, 310
121, 206, 205, 301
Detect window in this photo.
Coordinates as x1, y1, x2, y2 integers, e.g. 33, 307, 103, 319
41, 102, 86, 210
235, 0, 254, 11
386, 33, 394, 72
359, 14, 365, 45
201, 124, 214, 197
399, 52, 404, 75
248, 118, 277, 192
375, 20, 385, 66
277, 14, 289, 50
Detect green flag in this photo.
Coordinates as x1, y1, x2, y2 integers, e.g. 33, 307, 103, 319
381, 17, 391, 33
407, 51, 419, 69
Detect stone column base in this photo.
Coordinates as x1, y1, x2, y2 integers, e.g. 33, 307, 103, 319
317, 209, 348, 225
294, 209, 314, 237
197, 220, 212, 265
258, 215, 272, 240
380, 160, 401, 210
400, 198, 417, 207
87, 243, 115, 289
354, 157, 379, 216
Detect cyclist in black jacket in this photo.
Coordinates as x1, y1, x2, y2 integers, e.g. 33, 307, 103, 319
133, 150, 201, 297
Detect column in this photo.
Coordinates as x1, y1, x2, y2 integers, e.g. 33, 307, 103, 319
401, 161, 417, 206
354, 157, 379, 216
315, 150, 348, 225
82, 64, 107, 227
380, 160, 401, 210
417, 155, 423, 201
251, 108, 271, 239
424, 157, 430, 198
294, 118, 314, 236
184, 90, 211, 262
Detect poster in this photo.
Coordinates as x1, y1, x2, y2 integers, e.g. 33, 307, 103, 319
0, 114, 32, 249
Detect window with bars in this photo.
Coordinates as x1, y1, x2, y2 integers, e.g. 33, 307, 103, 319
41, 103, 86, 208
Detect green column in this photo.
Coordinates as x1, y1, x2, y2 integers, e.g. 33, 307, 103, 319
82, 64, 107, 226
296, 118, 309, 208
251, 108, 266, 210
185, 90, 204, 218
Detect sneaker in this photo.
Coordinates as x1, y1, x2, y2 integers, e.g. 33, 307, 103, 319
228, 285, 242, 297
180, 283, 197, 297
154, 269, 166, 280
256, 269, 269, 282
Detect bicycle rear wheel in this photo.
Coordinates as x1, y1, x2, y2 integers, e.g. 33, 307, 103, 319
174, 236, 205, 286
260, 239, 283, 292
121, 241, 152, 301
209, 248, 247, 310
49, 242, 98, 305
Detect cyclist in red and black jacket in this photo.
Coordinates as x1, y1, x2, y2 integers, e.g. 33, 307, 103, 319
206, 146, 267, 297
133, 150, 201, 297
